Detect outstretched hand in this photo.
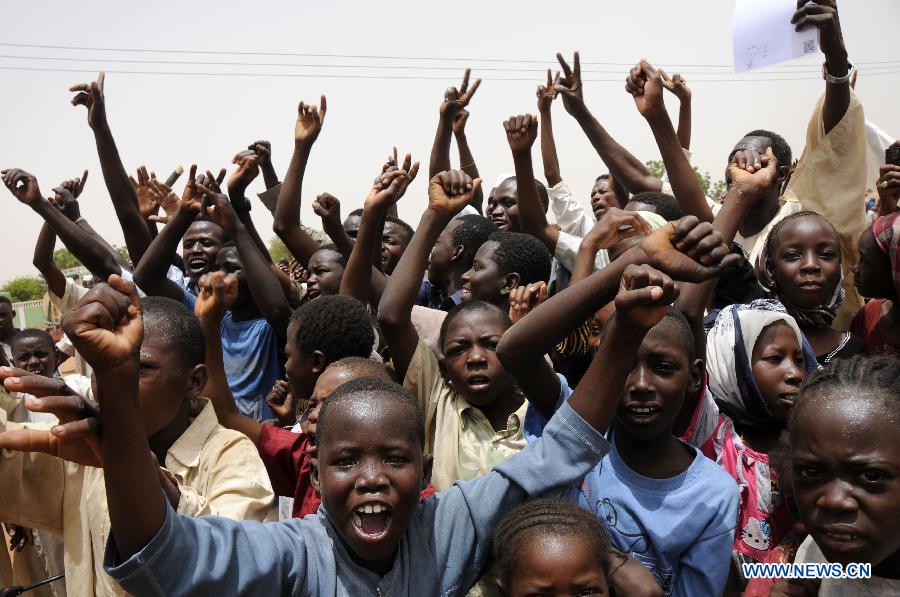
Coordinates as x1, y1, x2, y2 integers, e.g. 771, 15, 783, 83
625, 59, 666, 119
509, 282, 549, 324
440, 68, 481, 120
727, 146, 779, 199
554, 51, 585, 115
503, 114, 538, 153
51, 171, 88, 221
638, 215, 741, 282
295, 96, 327, 144
1, 168, 44, 207
69, 72, 107, 130
615, 265, 679, 330
227, 152, 260, 211
537, 68, 560, 112
0, 368, 102, 467
659, 69, 691, 101
582, 207, 653, 251
129, 166, 166, 220
195, 271, 238, 323
61, 275, 143, 374
427, 170, 482, 218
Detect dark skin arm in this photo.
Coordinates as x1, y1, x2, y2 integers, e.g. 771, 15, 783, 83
312, 193, 355, 261
453, 111, 484, 213
203, 179, 292, 338
626, 60, 713, 223
2, 170, 120, 281
378, 171, 481, 380
505, 114, 560, 252
555, 52, 662, 195
429, 70, 481, 209
227, 153, 273, 263
571, 209, 653, 284
792, 0, 850, 135
33, 223, 65, 299
537, 69, 563, 187
273, 97, 327, 267
194, 272, 265, 445
340, 162, 419, 306
62, 276, 164, 560
70, 72, 153, 265
659, 69, 692, 151
250, 141, 279, 190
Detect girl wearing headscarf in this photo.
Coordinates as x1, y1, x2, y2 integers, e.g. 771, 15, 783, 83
851, 212, 900, 354
689, 300, 819, 589
755, 211, 865, 363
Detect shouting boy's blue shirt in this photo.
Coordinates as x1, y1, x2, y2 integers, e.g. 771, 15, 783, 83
103, 401, 609, 596
526, 401, 739, 597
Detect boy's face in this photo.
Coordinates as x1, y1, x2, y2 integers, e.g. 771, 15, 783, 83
590, 178, 619, 221
182, 221, 225, 283
488, 180, 518, 231
502, 533, 609, 597
306, 250, 344, 299
440, 309, 512, 408
0, 303, 15, 331
317, 395, 425, 573
427, 219, 463, 284
284, 324, 318, 404
770, 216, 841, 310
213, 247, 249, 307
304, 367, 355, 442
791, 395, 900, 569
381, 222, 408, 276
12, 337, 56, 377
343, 214, 362, 239
138, 328, 204, 437
460, 241, 510, 307
750, 322, 805, 423
616, 320, 698, 440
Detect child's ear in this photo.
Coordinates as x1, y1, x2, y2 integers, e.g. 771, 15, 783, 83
688, 358, 704, 394
310, 350, 327, 375
188, 364, 209, 397
310, 464, 320, 493
501, 273, 521, 296
495, 577, 509, 596
449, 244, 465, 265
421, 454, 433, 490
437, 358, 451, 385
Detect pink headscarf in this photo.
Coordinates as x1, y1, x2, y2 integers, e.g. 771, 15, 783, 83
872, 212, 900, 298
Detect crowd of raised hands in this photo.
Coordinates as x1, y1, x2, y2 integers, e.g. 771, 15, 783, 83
0, 1, 899, 596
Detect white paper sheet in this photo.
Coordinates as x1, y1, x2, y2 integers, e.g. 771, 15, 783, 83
733, 0, 818, 73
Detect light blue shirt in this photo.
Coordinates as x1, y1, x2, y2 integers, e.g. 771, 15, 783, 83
103, 401, 610, 596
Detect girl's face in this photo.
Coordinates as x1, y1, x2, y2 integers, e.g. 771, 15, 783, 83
439, 308, 513, 407
460, 241, 513, 307
750, 322, 805, 423
501, 533, 609, 597
854, 226, 895, 300
791, 395, 900, 571
770, 216, 841, 310
307, 250, 345, 299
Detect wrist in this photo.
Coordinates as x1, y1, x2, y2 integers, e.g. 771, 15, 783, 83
643, 110, 670, 128
94, 357, 140, 379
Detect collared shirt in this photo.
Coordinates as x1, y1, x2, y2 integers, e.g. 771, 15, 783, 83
103, 400, 610, 596
403, 340, 571, 490
417, 280, 464, 312
0, 397, 274, 597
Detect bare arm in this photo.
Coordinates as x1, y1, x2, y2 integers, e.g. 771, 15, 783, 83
33, 223, 66, 299
537, 70, 563, 187
273, 98, 327, 266
453, 110, 484, 213
312, 193, 355, 261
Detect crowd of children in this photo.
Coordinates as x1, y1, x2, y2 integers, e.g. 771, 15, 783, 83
0, 1, 898, 595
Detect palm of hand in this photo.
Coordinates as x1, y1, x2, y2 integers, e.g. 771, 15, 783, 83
295, 114, 322, 143
51, 431, 103, 468
136, 185, 160, 217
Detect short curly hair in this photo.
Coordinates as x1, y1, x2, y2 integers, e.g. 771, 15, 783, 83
384, 215, 414, 246
487, 231, 552, 286
501, 176, 550, 213
451, 215, 499, 266
142, 296, 206, 368
493, 497, 613, 585
438, 300, 512, 350
290, 295, 374, 364
628, 191, 683, 222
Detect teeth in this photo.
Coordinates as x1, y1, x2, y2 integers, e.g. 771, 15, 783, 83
373, 504, 384, 514
352, 513, 362, 529
364, 505, 373, 514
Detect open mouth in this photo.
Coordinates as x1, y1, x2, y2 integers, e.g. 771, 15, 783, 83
817, 528, 866, 552
352, 503, 392, 539
466, 374, 492, 391
778, 392, 799, 406
25, 365, 44, 375
490, 216, 508, 228
187, 255, 208, 272
623, 403, 661, 420
306, 286, 320, 298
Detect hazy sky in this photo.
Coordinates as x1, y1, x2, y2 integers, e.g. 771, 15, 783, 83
1, 0, 898, 282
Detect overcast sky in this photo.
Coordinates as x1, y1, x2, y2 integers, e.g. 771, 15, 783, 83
1, 0, 898, 282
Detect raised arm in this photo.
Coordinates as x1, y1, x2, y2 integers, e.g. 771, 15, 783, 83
504, 114, 560, 252
378, 171, 481, 379
312, 193, 355, 260
430, 69, 481, 181
70, 72, 153, 264
792, 0, 850, 134
2, 169, 120, 281
659, 69, 692, 151
273, 97, 327, 266
62, 276, 163, 560
33, 223, 65, 299
227, 152, 272, 262
251, 141, 280, 190
193, 272, 265, 444
453, 110, 484, 213
203, 178, 292, 338
555, 51, 662, 195
537, 69, 563, 187
626, 60, 713, 223
340, 160, 419, 306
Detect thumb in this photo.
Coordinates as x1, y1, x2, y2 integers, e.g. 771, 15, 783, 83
640, 59, 660, 81
107, 274, 142, 321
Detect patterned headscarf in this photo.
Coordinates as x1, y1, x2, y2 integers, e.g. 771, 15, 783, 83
754, 214, 845, 329
872, 212, 900, 298
706, 300, 819, 433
